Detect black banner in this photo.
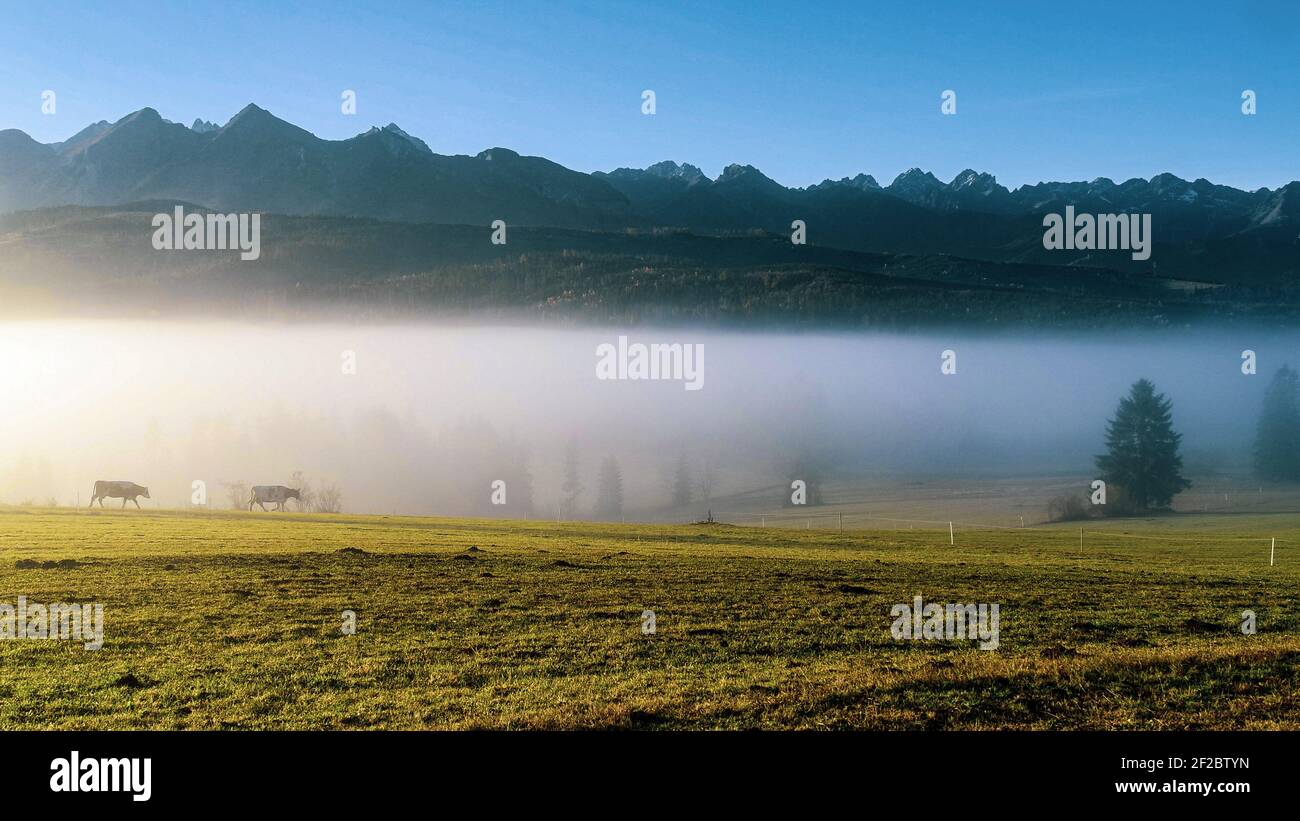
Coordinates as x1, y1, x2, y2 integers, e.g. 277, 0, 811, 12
8, 731, 1286, 808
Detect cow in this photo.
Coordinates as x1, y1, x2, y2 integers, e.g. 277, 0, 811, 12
249, 485, 301, 512
90, 481, 150, 509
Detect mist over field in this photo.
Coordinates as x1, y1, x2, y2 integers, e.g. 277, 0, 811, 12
0, 319, 1286, 517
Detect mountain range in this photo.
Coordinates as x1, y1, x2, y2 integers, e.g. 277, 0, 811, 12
1, 104, 1298, 323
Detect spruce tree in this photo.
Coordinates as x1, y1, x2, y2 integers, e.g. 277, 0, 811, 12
671, 454, 694, 507
1095, 378, 1191, 510
561, 438, 582, 517
1253, 365, 1300, 481
595, 456, 624, 519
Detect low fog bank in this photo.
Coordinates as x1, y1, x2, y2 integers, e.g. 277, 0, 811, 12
0, 320, 1286, 519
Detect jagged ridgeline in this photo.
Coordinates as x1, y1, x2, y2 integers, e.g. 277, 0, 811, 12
1, 105, 1297, 324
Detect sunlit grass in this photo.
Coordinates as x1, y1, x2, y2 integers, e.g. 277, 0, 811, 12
0, 507, 1297, 729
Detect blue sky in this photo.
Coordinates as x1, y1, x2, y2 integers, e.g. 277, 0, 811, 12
2, 0, 1297, 190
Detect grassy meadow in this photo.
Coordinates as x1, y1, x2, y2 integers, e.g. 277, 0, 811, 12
1, 505, 1298, 730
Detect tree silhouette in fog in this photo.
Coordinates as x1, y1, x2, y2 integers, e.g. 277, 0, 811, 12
1253, 365, 1300, 482
561, 438, 583, 518
671, 455, 693, 508
1095, 378, 1191, 511
595, 456, 624, 520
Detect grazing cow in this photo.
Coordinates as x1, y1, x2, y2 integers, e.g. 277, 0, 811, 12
90, 481, 150, 509
249, 485, 301, 512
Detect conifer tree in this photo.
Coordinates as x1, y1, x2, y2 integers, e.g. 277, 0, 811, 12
1253, 365, 1300, 481
1095, 378, 1191, 510
595, 456, 624, 519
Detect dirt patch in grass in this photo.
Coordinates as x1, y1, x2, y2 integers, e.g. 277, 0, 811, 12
14, 558, 82, 569
836, 583, 876, 595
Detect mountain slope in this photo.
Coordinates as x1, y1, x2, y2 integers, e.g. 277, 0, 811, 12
2, 204, 1294, 326
1, 104, 1297, 284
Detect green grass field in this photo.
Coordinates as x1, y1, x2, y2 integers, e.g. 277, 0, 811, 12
1, 506, 1298, 729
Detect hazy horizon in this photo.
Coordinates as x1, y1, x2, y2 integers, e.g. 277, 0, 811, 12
2, 318, 1286, 518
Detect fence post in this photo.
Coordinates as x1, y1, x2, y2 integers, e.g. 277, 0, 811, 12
949, 521, 954, 545
1271, 537, 1276, 567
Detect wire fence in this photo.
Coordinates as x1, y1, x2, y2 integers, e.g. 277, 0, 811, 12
698, 508, 1289, 565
